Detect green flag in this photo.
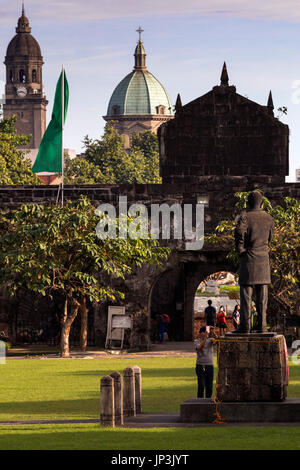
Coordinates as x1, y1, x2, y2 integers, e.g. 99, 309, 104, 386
32, 70, 69, 173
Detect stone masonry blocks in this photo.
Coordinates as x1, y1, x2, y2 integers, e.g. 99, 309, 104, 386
216, 334, 287, 402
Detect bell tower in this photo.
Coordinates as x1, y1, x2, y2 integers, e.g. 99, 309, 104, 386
3, 5, 48, 150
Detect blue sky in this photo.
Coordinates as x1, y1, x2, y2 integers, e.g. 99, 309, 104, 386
0, 0, 299, 181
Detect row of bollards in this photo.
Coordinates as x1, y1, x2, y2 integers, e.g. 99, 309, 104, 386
100, 365, 142, 427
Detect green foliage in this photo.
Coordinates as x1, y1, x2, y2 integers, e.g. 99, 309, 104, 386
206, 192, 300, 314
0, 196, 170, 355
64, 156, 108, 185
0, 116, 43, 186
130, 130, 161, 183
0, 195, 169, 300
219, 286, 240, 294
82, 123, 161, 184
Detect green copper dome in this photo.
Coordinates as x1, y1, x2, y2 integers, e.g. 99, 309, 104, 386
107, 70, 173, 116
107, 39, 173, 116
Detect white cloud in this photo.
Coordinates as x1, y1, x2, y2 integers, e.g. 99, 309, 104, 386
1, 0, 300, 24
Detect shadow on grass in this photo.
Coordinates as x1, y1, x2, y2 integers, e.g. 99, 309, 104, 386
0, 380, 199, 419
0, 398, 99, 419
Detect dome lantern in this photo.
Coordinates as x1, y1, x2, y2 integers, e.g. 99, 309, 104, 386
16, 3, 31, 33
134, 27, 147, 71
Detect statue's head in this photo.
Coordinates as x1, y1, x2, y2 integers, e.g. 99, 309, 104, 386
248, 191, 263, 210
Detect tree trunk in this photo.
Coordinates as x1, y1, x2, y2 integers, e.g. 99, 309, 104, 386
60, 299, 79, 358
80, 296, 88, 352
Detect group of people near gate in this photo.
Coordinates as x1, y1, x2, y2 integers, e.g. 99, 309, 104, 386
195, 299, 259, 399
204, 299, 259, 336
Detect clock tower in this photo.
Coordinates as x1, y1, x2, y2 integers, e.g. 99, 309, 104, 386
3, 5, 48, 150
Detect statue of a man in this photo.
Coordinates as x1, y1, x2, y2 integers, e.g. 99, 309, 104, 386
233, 191, 274, 333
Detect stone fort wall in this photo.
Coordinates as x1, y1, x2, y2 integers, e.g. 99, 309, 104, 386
0, 178, 299, 348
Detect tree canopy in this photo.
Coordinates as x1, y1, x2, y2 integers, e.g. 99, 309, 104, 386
0, 116, 42, 186
0, 196, 170, 356
68, 123, 162, 184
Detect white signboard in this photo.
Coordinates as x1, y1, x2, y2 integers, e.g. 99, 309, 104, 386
105, 306, 126, 349
112, 315, 132, 329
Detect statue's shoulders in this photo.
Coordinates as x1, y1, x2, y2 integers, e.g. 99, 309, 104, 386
247, 209, 274, 225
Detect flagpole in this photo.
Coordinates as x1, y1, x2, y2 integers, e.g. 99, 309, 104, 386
61, 65, 64, 207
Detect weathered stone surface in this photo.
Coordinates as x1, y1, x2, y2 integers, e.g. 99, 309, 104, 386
123, 367, 136, 417
180, 398, 300, 423
216, 334, 288, 402
110, 371, 123, 426
100, 375, 115, 427
159, 81, 289, 184
133, 365, 142, 414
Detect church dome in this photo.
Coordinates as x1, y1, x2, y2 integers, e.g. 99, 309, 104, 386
6, 6, 42, 58
6, 34, 42, 58
107, 35, 173, 117
107, 70, 173, 116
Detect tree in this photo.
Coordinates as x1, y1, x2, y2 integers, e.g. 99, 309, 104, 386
0, 116, 43, 186
82, 123, 161, 184
0, 196, 170, 357
131, 130, 161, 183
64, 155, 108, 185
206, 192, 300, 319
84, 122, 137, 183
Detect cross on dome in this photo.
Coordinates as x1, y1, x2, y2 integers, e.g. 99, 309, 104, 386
136, 26, 144, 42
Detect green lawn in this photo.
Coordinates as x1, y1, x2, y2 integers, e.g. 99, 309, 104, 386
0, 424, 300, 450
0, 357, 299, 450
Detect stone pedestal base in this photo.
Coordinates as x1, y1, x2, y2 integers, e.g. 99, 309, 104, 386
180, 398, 300, 423
216, 334, 288, 402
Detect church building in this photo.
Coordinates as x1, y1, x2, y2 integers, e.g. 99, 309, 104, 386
3, 5, 48, 164
103, 28, 174, 147
2, 6, 77, 184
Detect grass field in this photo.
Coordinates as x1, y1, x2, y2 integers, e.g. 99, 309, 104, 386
0, 357, 299, 450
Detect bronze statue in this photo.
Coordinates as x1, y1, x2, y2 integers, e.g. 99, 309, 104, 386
233, 191, 274, 333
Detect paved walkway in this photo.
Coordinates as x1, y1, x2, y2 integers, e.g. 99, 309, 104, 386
6, 342, 196, 359
0, 413, 298, 428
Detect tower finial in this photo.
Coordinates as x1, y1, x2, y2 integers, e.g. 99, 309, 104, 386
136, 26, 144, 43
220, 62, 229, 86
267, 90, 274, 109
267, 90, 274, 116
16, 2, 31, 33
175, 93, 182, 112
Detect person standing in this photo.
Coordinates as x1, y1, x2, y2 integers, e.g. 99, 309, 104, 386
159, 313, 170, 343
251, 303, 259, 332
232, 305, 240, 330
195, 326, 217, 398
204, 300, 216, 327
216, 305, 227, 336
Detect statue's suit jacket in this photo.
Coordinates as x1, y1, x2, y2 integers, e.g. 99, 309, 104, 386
235, 209, 274, 285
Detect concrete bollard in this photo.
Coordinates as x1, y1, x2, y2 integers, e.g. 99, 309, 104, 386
133, 365, 142, 414
100, 375, 115, 427
110, 371, 124, 425
123, 367, 136, 417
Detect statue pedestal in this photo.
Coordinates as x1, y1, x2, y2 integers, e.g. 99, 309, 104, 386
216, 334, 288, 402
